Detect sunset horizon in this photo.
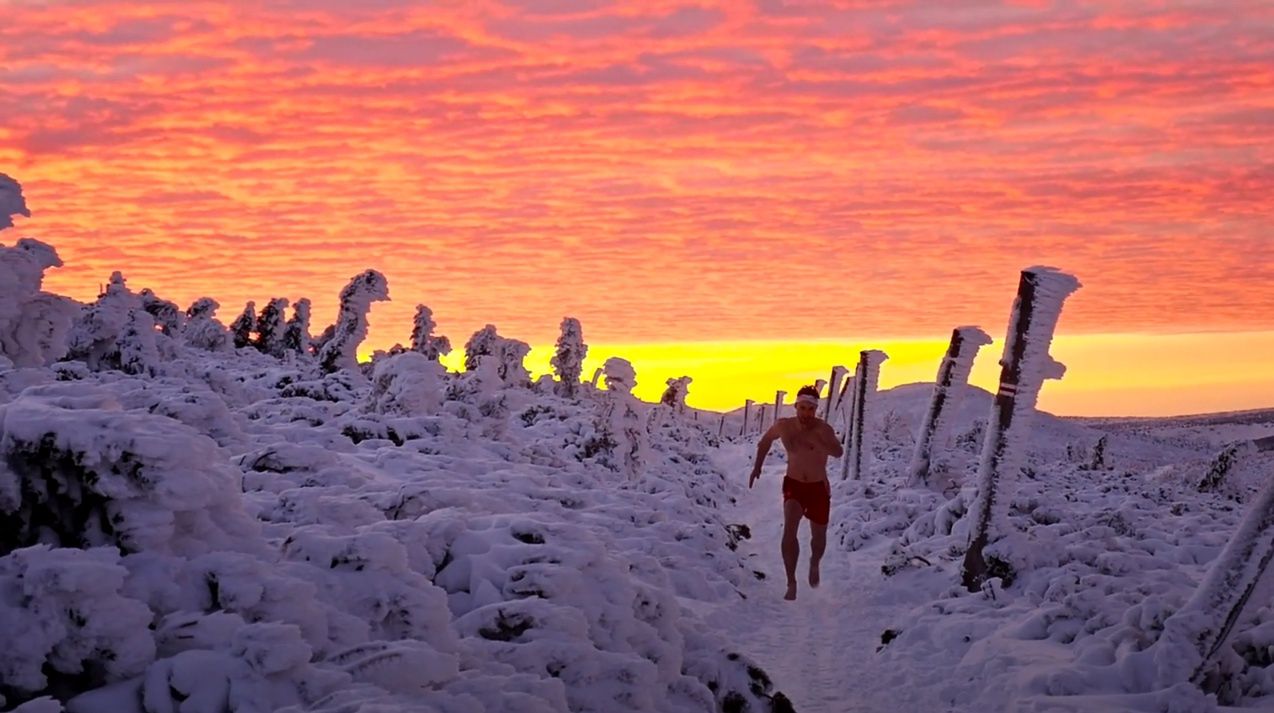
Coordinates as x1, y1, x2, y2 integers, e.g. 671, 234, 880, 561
4, 0, 1272, 418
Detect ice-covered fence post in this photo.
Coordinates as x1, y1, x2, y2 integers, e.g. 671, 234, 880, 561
774, 390, 787, 426
822, 366, 848, 421
718, 413, 726, 438
908, 327, 992, 487
838, 367, 860, 481
843, 350, 889, 480
757, 405, 768, 432
741, 399, 755, 437
1147, 474, 1274, 689
961, 267, 1080, 592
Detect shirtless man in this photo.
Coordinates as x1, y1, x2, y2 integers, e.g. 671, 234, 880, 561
748, 385, 844, 601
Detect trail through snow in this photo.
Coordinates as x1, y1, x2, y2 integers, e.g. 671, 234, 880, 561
703, 449, 960, 713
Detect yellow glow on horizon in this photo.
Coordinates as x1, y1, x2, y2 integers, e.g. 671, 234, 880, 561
428, 331, 1274, 418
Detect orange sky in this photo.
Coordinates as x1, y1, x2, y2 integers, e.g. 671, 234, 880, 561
2, 1, 1272, 415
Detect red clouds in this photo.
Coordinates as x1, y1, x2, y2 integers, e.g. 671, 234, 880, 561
2, 0, 1271, 349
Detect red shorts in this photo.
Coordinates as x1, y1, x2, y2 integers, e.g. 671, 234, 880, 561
782, 477, 831, 525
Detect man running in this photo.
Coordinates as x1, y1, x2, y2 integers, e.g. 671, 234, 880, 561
748, 385, 844, 601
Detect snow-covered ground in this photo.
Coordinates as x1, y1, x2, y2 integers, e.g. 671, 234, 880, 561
3, 219, 1274, 712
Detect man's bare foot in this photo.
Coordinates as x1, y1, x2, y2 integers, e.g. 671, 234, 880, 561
809, 562, 821, 588
784, 582, 797, 601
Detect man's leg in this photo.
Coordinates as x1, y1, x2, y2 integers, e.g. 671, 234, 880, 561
782, 500, 803, 600
809, 523, 827, 588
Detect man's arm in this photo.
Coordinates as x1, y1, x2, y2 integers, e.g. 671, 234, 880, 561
820, 421, 844, 458
749, 421, 783, 488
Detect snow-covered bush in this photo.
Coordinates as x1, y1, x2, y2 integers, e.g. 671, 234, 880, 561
368, 352, 445, 416
551, 317, 586, 398
0, 383, 260, 557
254, 297, 289, 358
184, 297, 230, 352
139, 288, 183, 337
0, 238, 77, 368
464, 324, 500, 372
283, 298, 312, 356
65, 273, 150, 372
660, 376, 692, 413
0, 546, 155, 708
409, 304, 450, 361
0, 173, 30, 230
229, 301, 256, 349
318, 270, 389, 374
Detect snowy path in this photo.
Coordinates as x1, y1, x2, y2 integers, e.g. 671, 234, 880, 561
704, 452, 958, 713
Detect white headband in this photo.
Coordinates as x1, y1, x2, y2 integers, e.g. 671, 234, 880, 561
795, 393, 818, 406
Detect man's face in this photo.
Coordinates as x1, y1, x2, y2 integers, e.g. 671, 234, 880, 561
795, 401, 817, 424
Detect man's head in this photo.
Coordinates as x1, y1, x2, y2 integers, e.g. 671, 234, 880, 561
794, 385, 819, 424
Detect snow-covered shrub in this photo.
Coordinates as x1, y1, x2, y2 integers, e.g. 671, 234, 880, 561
283, 297, 312, 356
139, 288, 183, 337
318, 270, 389, 374
409, 304, 450, 361
464, 324, 500, 372
0, 383, 260, 557
65, 272, 151, 372
0, 238, 77, 368
254, 297, 289, 358
587, 357, 647, 478
0, 173, 30, 230
660, 376, 692, 413
229, 301, 256, 349
551, 317, 586, 398
496, 336, 531, 387
184, 297, 230, 352
116, 310, 161, 376
0, 546, 155, 708
368, 352, 445, 416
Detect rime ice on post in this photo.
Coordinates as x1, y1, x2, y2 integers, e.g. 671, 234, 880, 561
552, 317, 587, 398
757, 404, 768, 432
1147, 474, 1274, 689
961, 267, 1080, 592
908, 327, 992, 487
0, 173, 30, 230
774, 390, 787, 425
822, 366, 848, 421
741, 399, 755, 437
842, 350, 888, 480
318, 270, 389, 374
